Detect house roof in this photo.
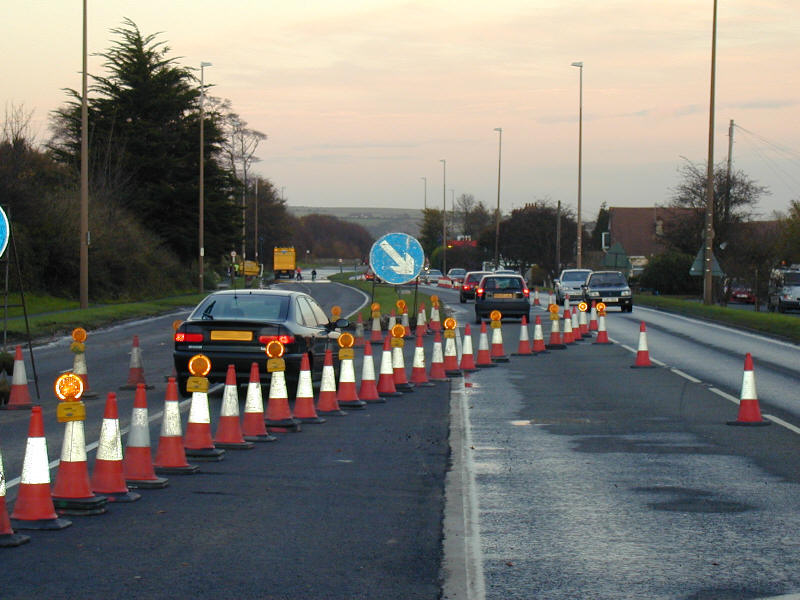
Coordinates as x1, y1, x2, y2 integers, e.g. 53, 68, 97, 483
608, 206, 696, 257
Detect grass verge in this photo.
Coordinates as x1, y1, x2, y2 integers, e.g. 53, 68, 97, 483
328, 272, 437, 322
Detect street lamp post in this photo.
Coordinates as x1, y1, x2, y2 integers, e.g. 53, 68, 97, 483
80, 0, 89, 309
494, 127, 502, 269
440, 159, 447, 275
571, 61, 583, 268
198, 61, 212, 294
421, 176, 427, 210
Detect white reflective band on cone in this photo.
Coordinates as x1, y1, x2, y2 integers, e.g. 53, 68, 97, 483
391, 346, 405, 369
320, 364, 337, 392
220, 383, 240, 417
361, 353, 376, 380
339, 359, 356, 384
188, 392, 211, 424
20, 438, 51, 484
60, 421, 88, 462
269, 370, 288, 399
244, 381, 264, 414
160, 401, 183, 437
431, 341, 444, 363
380, 348, 394, 375
96, 418, 123, 461
128, 407, 150, 448
413, 346, 425, 369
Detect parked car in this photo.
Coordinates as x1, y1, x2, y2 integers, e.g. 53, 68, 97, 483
460, 271, 492, 303
581, 270, 633, 312
422, 269, 443, 284
173, 289, 347, 398
447, 268, 467, 289
474, 274, 531, 322
554, 269, 593, 304
728, 280, 756, 304
767, 268, 800, 313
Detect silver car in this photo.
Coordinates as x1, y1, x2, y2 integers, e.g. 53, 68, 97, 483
554, 269, 593, 304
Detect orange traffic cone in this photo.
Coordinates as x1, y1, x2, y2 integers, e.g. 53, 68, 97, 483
184, 382, 226, 461
337, 348, 367, 409
388, 310, 397, 332
563, 309, 575, 344
410, 333, 434, 386
475, 322, 496, 368
317, 348, 347, 415
120, 335, 153, 390
416, 304, 428, 337
443, 331, 462, 377
513, 316, 532, 356
1, 443, 31, 545
242, 363, 277, 441
4, 345, 32, 410
546, 315, 566, 349
294, 354, 326, 423
533, 288, 541, 306
588, 301, 599, 331
154, 377, 199, 474
71, 347, 98, 399
215, 365, 255, 448
370, 312, 383, 344
593, 312, 610, 344
460, 325, 477, 371
490, 322, 509, 362
265, 364, 302, 432
727, 353, 770, 426
429, 303, 441, 333
48, 393, 109, 513
429, 330, 449, 380
571, 309, 583, 341
10, 408, 72, 530
358, 341, 383, 402
354, 313, 366, 347
392, 337, 415, 392
377, 335, 403, 396
631, 322, 655, 368
401, 308, 412, 338
123, 383, 169, 488
578, 307, 589, 338
91, 392, 141, 502
532, 316, 547, 353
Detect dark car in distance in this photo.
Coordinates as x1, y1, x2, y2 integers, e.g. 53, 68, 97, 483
173, 289, 346, 397
460, 271, 492, 303
582, 270, 633, 312
474, 274, 531, 322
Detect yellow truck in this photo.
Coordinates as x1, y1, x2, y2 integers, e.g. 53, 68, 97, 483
273, 247, 296, 279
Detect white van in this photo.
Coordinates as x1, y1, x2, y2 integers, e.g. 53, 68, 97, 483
767, 268, 800, 313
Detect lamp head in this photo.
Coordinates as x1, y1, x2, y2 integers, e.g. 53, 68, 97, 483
494, 127, 502, 133
571, 61, 583, 68
201, 61, 213, 67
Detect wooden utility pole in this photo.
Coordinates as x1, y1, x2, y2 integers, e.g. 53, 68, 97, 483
703, 0, 718, 305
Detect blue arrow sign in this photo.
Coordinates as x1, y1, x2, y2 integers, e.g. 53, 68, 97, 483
369, 232, 425, 285
0, 207, 9, 259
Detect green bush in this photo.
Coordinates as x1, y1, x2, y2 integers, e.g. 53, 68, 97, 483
639, 252, 696, 295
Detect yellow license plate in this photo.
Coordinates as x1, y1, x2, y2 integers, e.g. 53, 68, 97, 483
493, 293, 514, 299
210, 330, 253, 341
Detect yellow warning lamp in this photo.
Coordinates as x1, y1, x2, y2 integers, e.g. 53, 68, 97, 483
396, 299, 407, 312
431, 295, 439, 307
370, 301, 381, 319
55, 372, 86, 423
172, 319, 183, 331
578, 301, 588, 312
391, 324, 406, 338
188, 354, 212, 376
331, 305, 342, 319
548, 303, 560, 320
370, 302, 381, 312
338, 332, 355, 360
265, 340, 285, 359
72, 327, 87, 343
443, 316, 457, 338
489, 310, 502, 322
596, 302, 607, 316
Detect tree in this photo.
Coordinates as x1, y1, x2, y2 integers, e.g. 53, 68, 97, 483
48, 19, 240, 264
588, 203, 609, 251
776, 200, 800, 266
419, 209, 444, 259
639, 251, 695, 295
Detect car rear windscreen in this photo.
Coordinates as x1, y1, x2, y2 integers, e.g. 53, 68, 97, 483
193, 295, 290, 321
590, 273, 626, 286
563, 271, 592, 281
483, 277, 523, 290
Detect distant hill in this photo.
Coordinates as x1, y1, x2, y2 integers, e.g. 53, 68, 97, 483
288, 206, 422, 239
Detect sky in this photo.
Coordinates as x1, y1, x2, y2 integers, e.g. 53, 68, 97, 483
4, 1, 799, 222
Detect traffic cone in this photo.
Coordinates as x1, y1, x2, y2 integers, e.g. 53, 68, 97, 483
430, 304, 441, 333
416, 304, 428, 337
214, 365, 255, 449
91, 392, 141, 502
401, 308, 412, 338
337, 349, 367, 409
727, 353, 770, 426
294, 354, 326, 422
490, 322, 509, 362
153, 378, 199, 474
123, 383, 169, 488
533, 288, 540, 306
571, 309, 582, 341
388, 310, 397, 332
71, 347, 97, 399
392, 338, 415, 392
532, 316, 547, 353
563, 310, 575, 344
119, 335, 153, 390
4, 345, 32, 410
265, 365, 302, 432
377, 335, 403, 396
546, 316, 566, 349
578, 307, 589, 338
475, 322, 496, 368
593, 313, 610, 344
429, 331, 449, 380
10, 408, 72, 530
460, 325, 477, 371
443, 332, 462, 377
317, 348, 347, 415
242, 363, 277, 441
184, 384, 226, 461
0, 444, 31, 545
631, 322, 655, 368
513, 316, 532, 356
410, 333, 434, 386
370, 312, 383, 345
354, 313, 365, 347
358, 342, 383, 402
589, 301, 599, 331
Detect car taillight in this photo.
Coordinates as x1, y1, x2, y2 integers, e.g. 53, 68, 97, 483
523, 288, 530, 297
175, 332, 203, 343
258, 335, 296, 345
463, 284, 471, 290
477, 287, 484, 296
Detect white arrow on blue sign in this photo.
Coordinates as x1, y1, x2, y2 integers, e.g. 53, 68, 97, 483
369, 232, 425, 285
0, 207, 9, 259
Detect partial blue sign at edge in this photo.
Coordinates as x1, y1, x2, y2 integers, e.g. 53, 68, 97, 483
0, 206, 9, 259
369, 232, 425, 285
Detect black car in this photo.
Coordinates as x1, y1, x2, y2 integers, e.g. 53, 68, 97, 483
582, 270, 633, 312
173, 289, 346, 397
474, 274, 531, 322
460, 271, 492, 303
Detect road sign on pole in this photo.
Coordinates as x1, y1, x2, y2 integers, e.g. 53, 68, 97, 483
0, 206, 9, 258
369, 233, 425, 285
